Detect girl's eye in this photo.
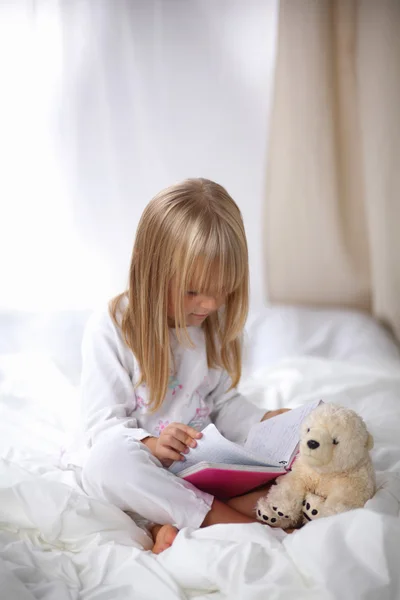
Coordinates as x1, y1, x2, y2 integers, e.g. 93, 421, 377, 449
333, 438, 339, 445
186, 291, 198, 297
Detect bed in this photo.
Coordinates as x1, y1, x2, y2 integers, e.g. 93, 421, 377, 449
1, 306, 400, 599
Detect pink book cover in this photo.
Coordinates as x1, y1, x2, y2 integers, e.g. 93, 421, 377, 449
181, 464, 286, 499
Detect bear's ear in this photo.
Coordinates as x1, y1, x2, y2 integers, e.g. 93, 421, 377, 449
366, 433, 374, 451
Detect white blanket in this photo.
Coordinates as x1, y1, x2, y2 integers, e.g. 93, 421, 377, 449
1, 354, 400, 599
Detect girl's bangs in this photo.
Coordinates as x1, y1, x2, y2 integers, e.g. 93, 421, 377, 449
180, 226, 247, 297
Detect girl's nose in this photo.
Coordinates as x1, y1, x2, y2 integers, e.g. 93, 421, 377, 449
200, 296, 218, 311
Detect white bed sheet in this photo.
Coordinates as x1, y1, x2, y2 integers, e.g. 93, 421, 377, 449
1, 308, 400, 599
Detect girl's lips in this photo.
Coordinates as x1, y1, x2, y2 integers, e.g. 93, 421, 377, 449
192, 313, 209, 318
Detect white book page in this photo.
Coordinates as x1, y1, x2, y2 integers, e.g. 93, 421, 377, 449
169, 424, 276, 475
244, 400, 322, 467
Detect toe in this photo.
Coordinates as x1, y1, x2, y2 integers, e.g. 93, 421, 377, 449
164, 525, 178, 546
152, 525, 178, 554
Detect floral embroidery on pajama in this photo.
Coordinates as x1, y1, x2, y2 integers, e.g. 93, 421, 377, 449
136, 395, 147, 410
188, 394, 211, 430
155, 420, 170, 435
168, 375, 183, 396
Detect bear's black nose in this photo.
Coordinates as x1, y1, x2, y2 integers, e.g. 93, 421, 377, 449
307, 440, 320, 450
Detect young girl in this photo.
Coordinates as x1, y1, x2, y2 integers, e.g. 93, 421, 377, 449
80, 178, 288, 554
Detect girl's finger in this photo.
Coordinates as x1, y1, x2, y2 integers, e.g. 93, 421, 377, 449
174, 423, 203, 439
161, 446, 185, 462
167, 425, 202, 448
162, 435, 188, 454
164, 428, 197, 448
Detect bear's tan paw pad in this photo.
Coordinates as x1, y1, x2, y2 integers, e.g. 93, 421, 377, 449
256, 500, 293, 528
302, 494, 325, 523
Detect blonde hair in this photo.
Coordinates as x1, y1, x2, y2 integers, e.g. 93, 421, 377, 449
110, 178, 249, 410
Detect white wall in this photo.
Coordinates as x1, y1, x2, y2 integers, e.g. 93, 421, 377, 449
0, 0, 278, 313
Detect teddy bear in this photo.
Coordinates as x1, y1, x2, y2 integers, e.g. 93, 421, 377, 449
256, 404, 376, 529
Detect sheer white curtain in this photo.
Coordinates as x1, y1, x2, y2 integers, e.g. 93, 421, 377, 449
0, 1, 145, 311
0, 0, 278, 313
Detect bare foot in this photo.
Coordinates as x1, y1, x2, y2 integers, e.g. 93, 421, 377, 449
151, 524, 179, 554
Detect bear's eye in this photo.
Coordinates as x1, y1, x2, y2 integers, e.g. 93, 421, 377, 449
307, 428, 310, 433
333, 438, 339, 445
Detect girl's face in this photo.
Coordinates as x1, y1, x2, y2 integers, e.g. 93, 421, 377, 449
168, 285, 226, 327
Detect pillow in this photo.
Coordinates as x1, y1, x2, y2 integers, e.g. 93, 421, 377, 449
245, 305, 400, 373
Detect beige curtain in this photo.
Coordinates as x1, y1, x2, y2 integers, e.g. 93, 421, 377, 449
265, 0, 400, 339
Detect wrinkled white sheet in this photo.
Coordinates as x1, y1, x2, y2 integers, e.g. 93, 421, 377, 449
1, 353, 400, 599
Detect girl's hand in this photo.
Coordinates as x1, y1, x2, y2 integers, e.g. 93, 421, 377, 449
261, 408, 291, 421
142, 423, 203, 467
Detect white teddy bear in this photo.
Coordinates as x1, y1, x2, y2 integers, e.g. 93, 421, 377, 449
256, 404, 376, 529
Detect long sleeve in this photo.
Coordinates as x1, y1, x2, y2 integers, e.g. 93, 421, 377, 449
80, 312, 151, 447
209, 370, 266, 444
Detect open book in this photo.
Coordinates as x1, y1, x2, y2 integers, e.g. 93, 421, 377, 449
169, 399, 323, 498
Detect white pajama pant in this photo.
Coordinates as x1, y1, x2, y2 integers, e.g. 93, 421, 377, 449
81, 427, 214, 530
